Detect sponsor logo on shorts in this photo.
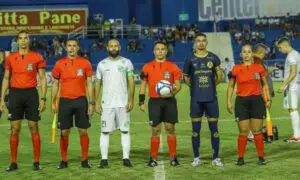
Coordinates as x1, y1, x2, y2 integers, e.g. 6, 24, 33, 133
77, 68, 83, 76
27, 63, 33, 71
8, 114, 12, 118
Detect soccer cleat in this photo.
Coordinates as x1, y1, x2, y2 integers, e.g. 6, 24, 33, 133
170, 157, 180, 166
236, 157, 245, 166
33, 162, 42, 171
283, 135, 300, 143
81, 160, 92, 168
6, 163, 18, 172
191, 157, 201, 167
57, 161, 68, 169
123, 159, 133, 167
257, 157, 267, 165
148, 157, 158, 167
98, 159, 108, 168
212, 158, 224, 167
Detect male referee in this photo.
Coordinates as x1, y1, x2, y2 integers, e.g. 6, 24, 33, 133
139, 41, 182, 167
51, 39, 94, 169
0, 31, 47, 171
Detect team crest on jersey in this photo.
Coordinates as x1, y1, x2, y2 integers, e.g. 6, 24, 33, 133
207, 61, 213, 69
77, 68, 83, 76
254, 72, 260, 80
118, 66, 125, 72
27, 63, 33, 71
164, 71, 170, 79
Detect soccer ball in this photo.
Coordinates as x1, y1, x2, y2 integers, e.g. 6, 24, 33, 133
155, 80, 172, 97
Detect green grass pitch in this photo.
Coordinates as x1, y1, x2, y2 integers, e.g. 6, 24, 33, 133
0, 82, 299, 180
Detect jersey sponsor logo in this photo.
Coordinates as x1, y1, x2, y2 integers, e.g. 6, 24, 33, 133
198, 76, 209, 88
164, 71, 170, 79
77, 68, 83, 77
207, 61, 213, 69
192, 63, 197, 68
201, 63, 206, 68
27, 63, 33, 71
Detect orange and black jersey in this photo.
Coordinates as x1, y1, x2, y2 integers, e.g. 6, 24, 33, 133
141, 60, 182, 98
5, 51, 46, 89
231, 63, 266, 97
52, 56, 93, 99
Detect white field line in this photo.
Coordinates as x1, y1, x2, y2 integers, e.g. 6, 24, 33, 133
153, 134, 166, 180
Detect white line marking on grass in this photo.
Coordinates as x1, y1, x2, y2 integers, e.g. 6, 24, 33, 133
133, 116, 290, 125
153, 134, 166, 180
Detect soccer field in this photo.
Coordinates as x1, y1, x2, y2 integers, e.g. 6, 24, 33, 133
0, 82, 299, 180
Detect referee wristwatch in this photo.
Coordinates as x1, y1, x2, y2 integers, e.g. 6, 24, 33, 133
40, 97, 46, 101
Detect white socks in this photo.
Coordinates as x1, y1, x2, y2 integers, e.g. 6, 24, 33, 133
121, 133, 131, 159
100, 132, 131, 160
100, 133, 110, 160
290, 111, 300, 138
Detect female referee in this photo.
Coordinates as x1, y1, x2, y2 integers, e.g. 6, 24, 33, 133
227, 44, 271, 166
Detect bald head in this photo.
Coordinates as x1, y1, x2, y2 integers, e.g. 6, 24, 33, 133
107, 39, 121, 58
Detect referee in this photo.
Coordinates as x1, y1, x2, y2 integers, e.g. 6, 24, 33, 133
51, 38, 94, 169
139, 41, 182, 167
0, 31, 47, 171
227, 44, 271, 166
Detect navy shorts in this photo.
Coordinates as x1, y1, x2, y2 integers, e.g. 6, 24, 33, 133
190, 98, 219, 118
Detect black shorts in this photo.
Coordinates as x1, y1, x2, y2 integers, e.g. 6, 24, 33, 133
235, 95, 266, 121
8, 88, 40, 121
148, 97, 178, 127
58, 96, 90, 130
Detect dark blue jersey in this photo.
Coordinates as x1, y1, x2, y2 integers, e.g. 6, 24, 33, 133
183, 52, 221, 102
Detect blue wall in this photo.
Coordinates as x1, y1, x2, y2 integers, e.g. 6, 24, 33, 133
161, 0, 199, 25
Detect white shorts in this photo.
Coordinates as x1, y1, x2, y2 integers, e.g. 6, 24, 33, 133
283, 89, 300, 109
101, 107, 130, 133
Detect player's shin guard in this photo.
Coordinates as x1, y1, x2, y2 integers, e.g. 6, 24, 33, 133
237, 134, 248, 158
100, 133, 109, 160
121, 133, 130, 159
150, 136, 160, 160
290, 111, 300, 138
208, 121, 220, 159
191, 122, 201, 158
10, 134, 19, 163
80, 135, 89, 161
31, 133, 41, 162
60, 135, 69, 161
167, 135, 177, 159
254, 133, 264, 157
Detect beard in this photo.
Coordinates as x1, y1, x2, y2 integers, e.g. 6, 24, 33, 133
108, 50, 120, 58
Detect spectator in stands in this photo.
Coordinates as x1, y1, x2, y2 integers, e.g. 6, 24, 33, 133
130, 17, 137, 25
251, 31, 259, 43
255, 16, 262, 29
11, 39, 18, 52
234, 31, 243, 45
261, 16, 268, 28
230, 18, 239, 34
188, 28, 196, 41
127, 39, 142, 53
180, 28, 188, 42
258, 31, 266, 42
223, 57, 235, 82
91, 40, 99, 51
104, 19, 111, 36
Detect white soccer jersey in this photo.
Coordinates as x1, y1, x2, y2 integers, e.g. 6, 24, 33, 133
96, 56, 134, 108
284, 50, 300, 91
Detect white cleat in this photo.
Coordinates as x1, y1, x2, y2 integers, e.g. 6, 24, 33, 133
212, 158, 224, 167
191, 158, 201, 167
